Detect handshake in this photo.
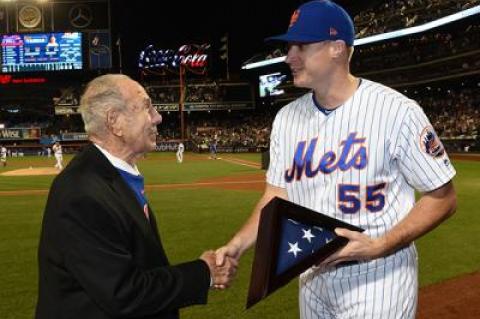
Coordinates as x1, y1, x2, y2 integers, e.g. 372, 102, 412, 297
200, 247, 239, 290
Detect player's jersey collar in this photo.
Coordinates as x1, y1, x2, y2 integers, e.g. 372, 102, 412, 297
312, 95, 334, 115
311, 78, 363, 116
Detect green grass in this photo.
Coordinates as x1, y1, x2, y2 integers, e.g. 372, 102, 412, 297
0, 195, 45, 319
416, 160, 480, 286
220, 153, 262, 163
0, 153, 478, 318
138, 153, 256, 184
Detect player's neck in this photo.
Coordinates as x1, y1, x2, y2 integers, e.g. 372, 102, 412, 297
313, 74, 359, 110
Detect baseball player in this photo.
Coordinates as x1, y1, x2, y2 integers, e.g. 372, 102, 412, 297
209, 136, 217, 160
216, 1, 457, 318
0, 145, 7, 167
52, 142, 63, 170
176, 141, 185, 163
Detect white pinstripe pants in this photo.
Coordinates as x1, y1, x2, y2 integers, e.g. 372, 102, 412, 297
300, 247, 418, 319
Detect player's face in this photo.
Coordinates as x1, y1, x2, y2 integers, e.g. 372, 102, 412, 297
286, 41, 334, 89
121, 81, 162, 155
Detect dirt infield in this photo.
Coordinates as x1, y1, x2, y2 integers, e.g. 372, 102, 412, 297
418, 271, 480, 318
450, 153, 480, 161
197, 172, 265, 191
0, 167, 59, 176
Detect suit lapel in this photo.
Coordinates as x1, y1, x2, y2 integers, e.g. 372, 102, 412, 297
82, 144, 163, 246
147, 204, 163, 244
110, 175, 161, 243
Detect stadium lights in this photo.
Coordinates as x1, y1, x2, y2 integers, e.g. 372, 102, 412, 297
242, 4, 480, 70
354, 4, 480, 46
243, 56, 287, 70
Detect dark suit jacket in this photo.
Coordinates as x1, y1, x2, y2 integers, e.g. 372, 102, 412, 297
36, 144, 211, 319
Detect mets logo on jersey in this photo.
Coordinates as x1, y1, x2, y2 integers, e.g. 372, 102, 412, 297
285, 132, 368, 182
420, 126, 445, 158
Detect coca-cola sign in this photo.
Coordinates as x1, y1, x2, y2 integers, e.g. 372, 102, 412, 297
139, 44, 209, 72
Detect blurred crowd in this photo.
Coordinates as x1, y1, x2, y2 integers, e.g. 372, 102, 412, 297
352, 23, 480, 73
420, 87, 480, 138
189, 112, 271, 149
53, 87, 83, 106
354, 0, 479, 37
157, 110, 273, 149
146, 82, 251, 104
146, 86, 179, 103
153, 84, 479, 150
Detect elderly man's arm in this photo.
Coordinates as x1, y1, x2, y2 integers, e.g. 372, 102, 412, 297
59, 196, 214, 317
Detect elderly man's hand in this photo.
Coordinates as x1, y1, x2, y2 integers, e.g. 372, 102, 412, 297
200, 250, 238, 289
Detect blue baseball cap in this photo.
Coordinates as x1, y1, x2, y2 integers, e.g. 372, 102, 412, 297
265, 0, 355, 46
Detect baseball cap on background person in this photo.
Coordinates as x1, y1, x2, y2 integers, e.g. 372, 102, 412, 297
265, 0, 355, 46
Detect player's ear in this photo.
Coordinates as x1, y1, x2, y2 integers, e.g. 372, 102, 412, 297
329, 40, 347, 59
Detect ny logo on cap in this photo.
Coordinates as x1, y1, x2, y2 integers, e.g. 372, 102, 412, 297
289, 9, 300, 27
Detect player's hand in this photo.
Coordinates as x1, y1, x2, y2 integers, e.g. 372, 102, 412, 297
200, 250, 238, 290
214, 244, 241, 290
317, 228, 386, 269
214, 256, 238, 289
215, 243, 241, 267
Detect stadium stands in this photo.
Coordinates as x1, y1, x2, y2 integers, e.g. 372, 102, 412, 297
1, 0, 478, 154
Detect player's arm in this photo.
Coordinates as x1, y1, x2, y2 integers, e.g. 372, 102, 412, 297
322, 181, 456, 266
216, 183, 288, 265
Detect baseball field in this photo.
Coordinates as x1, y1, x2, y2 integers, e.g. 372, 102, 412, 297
0, 152, 479, 318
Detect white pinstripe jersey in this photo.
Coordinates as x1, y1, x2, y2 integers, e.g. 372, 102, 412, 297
267, 79, 455, 243
53, 144, 62, 156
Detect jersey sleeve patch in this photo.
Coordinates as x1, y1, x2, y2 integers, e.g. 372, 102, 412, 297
419, 126, 445, 158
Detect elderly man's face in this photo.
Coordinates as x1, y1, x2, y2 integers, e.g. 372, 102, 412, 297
121, 80, 162, 155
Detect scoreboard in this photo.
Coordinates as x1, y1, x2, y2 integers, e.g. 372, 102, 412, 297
1, 32, 82, 73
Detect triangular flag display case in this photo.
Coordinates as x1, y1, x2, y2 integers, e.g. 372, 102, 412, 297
246, 197, 364, 309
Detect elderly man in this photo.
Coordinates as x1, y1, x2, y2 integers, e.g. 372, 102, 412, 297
36, 74, 236, 319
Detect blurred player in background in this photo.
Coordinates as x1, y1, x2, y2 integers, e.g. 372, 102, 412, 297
209, 136, 217, 160
176, 141, 185, 163
52, 142, 63, 170
0, 145, 7, 167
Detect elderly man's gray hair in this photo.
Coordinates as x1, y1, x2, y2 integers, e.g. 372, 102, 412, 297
79, 74, 133, 137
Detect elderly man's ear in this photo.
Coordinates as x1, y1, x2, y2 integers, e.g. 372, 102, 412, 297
106, 109, 124, 137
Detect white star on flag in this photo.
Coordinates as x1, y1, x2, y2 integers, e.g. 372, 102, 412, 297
287, 242, 302, 258
302, 228, 315, 243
